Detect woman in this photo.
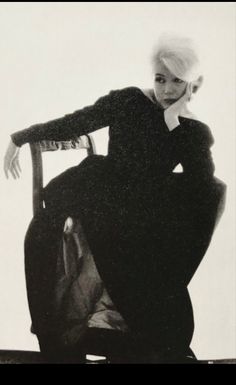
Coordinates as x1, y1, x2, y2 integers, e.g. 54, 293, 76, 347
4, 35, 226, 363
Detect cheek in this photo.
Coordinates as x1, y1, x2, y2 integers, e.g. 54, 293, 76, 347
153, 84, 162, 96
178, 84, 187, 97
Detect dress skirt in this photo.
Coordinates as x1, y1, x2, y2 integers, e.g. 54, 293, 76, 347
24, 154, 226, 355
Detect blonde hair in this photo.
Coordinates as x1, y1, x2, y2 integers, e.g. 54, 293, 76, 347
151, 34, 201, 82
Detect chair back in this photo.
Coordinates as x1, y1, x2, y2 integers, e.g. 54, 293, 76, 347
29, 135, 96, 216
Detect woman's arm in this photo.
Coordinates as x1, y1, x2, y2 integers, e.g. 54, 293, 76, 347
177, 122, 215, 180
4, 87, 139, 179
10, 89, 121, 148
162, 120, 215, 181
4, 89, 119, 179
163, 83, 215, 179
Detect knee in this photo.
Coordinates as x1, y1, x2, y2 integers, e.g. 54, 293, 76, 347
24, 210, 57, 250
24, 209, 67, 254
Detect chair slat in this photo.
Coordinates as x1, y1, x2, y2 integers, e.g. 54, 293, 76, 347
39, 136, 90, 152
30, 134, 96, 216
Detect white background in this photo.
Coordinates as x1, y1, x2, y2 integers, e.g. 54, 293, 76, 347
0, 2, 235, 359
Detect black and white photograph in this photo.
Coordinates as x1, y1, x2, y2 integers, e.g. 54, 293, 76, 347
0, 2, 235, 364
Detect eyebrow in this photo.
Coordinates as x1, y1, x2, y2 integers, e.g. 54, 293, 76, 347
155, 73, 183, 81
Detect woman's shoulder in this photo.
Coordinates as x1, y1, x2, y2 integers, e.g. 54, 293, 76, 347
180, 117, 215, 147
104, 86, 148, 112
109, 86, 143, 101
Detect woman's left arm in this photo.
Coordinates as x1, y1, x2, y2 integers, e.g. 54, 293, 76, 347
163, 84, 215, 180
178, 122, 215, 180
163, 121, 215, 181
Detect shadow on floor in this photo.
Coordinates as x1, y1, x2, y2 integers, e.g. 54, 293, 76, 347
0, 350, 235, 364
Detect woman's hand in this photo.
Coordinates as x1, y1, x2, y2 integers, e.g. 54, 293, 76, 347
164, 83, 193, 131
4, 139, 21, 179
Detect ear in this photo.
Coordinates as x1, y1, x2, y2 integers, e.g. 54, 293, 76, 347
192, 75, 203, 93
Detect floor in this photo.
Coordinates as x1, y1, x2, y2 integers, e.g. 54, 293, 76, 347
0, 350, 235, 364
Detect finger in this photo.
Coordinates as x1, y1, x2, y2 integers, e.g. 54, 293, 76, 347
184, 83, 190, 97
190, 82, 194, 93
15, 158, 22, 173
8, 158, 17, 179
4, 166, 9, 179
185, 83, 192, 101
3, 159, 9, 179
180, 90, 189, 103
179, 85, 190, 101
10, 162, 20, 179
10, 167, 17, 180
189, 82, 193, 96
12, 163, 20, 178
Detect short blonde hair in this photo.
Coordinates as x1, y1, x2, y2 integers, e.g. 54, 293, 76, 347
151, 34, 201, 82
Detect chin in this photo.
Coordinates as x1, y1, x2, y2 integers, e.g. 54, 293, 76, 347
156, 101, 165, 109
160, 103, 169, 109
162, 101, 176, 109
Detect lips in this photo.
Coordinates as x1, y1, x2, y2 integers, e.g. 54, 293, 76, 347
163, 98, 176, 104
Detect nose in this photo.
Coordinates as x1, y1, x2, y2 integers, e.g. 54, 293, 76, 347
164, 83, 174, 95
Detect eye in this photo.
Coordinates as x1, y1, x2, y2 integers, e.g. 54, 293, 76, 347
155, 77, 165, 84
174, 78, 184, 84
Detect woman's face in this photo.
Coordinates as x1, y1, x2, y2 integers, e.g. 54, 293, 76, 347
153, 60, 187, 109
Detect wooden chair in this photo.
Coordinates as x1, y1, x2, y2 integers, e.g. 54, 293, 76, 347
28, 134, 111, 363
29, 134, 96, 216
24, 136, 230, 364
0, 136, 232, 364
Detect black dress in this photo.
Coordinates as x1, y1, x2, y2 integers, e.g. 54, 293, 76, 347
11, 87, 226, 359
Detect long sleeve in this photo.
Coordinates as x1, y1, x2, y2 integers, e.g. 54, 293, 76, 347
157, 122, 218, 289
164, 120, 215, 181
179, 122, 215, 179
11, 90, 121, 147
